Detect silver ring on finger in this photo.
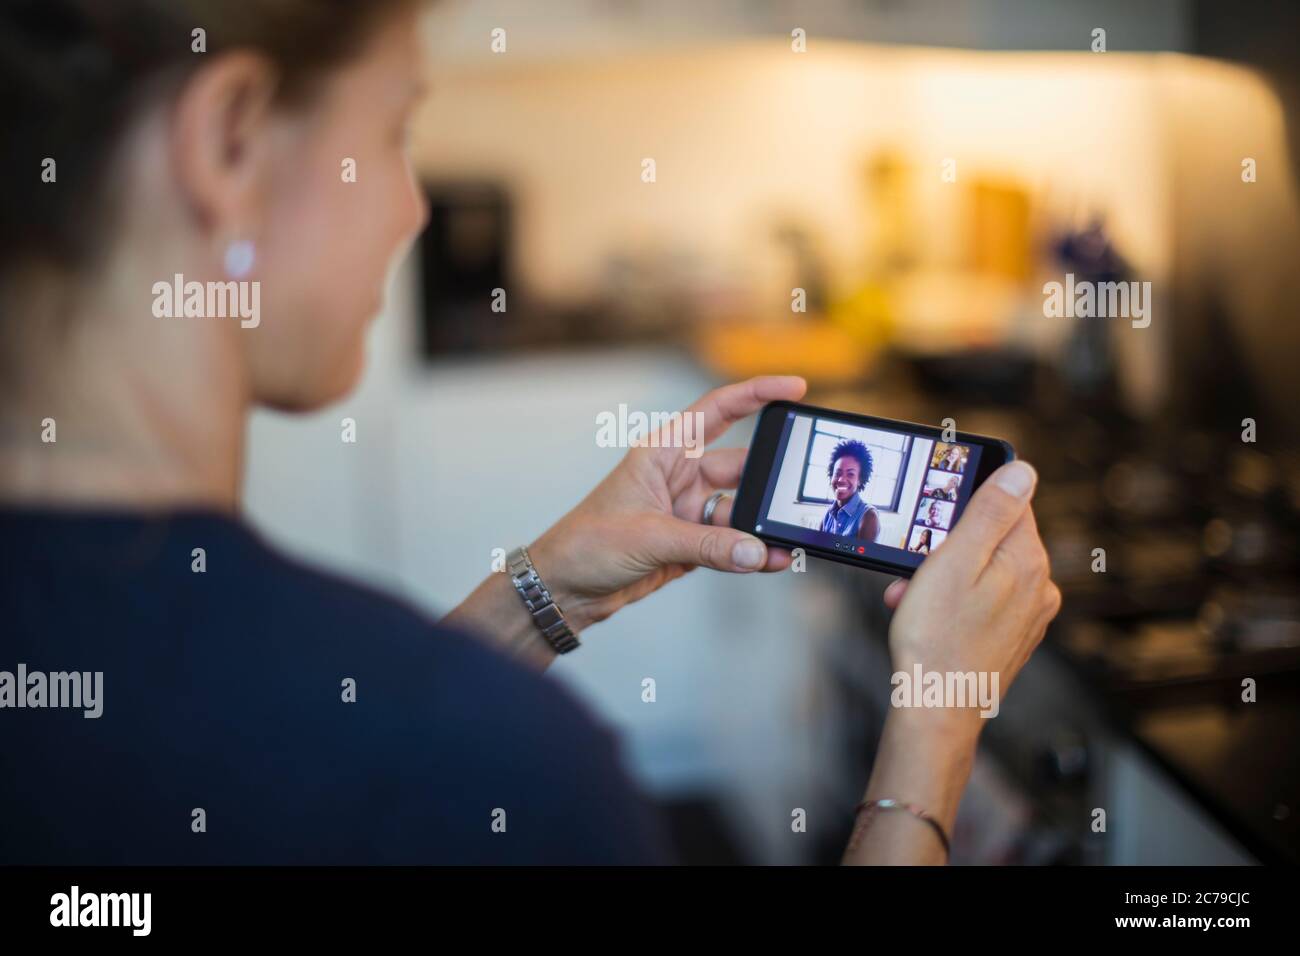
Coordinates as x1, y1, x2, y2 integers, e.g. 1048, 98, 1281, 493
702, 490, 731, 526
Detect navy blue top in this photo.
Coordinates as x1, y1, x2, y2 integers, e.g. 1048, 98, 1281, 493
0, 508, 671, 864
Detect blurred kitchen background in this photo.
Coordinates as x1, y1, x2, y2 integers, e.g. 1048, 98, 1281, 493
242, 0, 1300, 864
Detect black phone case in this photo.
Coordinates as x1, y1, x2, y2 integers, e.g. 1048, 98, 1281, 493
730, 400, 1015, 579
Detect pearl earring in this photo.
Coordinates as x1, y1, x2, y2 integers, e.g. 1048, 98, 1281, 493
224, 238, 256, 279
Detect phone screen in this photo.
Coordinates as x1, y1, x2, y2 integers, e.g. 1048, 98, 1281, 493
749, 408, 987, 572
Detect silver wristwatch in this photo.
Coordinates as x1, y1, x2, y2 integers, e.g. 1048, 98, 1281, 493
506, 546, 580, 654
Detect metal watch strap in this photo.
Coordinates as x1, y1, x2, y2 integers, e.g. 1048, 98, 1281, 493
506, 546, 580, 654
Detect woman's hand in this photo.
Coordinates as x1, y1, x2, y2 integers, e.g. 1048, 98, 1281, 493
529, 375, 807, 631
881, 459, 1060, 728
843, 460, 1061, 864
442, 375, 806, 665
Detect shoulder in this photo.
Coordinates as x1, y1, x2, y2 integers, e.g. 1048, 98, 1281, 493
855, 504, 880, 538
215, 518, 597, 727
206, 521, 672, 864
1, 510, 672, 864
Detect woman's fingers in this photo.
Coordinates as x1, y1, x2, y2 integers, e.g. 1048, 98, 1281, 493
697, 449, 795, 570
986, 502, 1050, 588
759, 546, 793, 572
667, 450, 742, 525
931, 461, 1037, 577
684, 376, 807, 448
704, 493, 735, 528
695, 495, 793, 571
644, 514, 770, 573
699, 446, 748, 490
696, 463, 795, 574
883, 578, 908, 609
670, 447, 744, 528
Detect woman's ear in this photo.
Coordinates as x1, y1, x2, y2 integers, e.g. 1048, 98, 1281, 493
169, 51, 280, 242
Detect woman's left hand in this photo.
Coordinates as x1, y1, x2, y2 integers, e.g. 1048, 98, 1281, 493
529, 375, 807, 631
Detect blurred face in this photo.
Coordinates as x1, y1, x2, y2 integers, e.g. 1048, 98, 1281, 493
831, 456, 861, 503
245, 8, 428, 409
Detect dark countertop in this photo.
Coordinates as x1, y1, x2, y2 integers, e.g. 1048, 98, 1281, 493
1128, 693, 1300, 865
1049, 638, 1300, 865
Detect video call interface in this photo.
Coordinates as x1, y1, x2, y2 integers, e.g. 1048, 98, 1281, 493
756, 412, 981, 567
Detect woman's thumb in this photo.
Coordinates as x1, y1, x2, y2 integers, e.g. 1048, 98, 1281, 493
648, 515, 768, 572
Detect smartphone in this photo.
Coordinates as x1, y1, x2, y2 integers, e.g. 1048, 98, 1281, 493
731, 400, 1015, 577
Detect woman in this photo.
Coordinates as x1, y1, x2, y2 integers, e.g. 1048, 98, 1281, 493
0, 0, 1060, 865
922, 500, 947, 528
910, 529, 933, 554
819, 439, 881, 543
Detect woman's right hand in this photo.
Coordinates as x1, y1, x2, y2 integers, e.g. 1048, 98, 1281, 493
882, 460, 1061, 733
842, 460, 1060, 864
